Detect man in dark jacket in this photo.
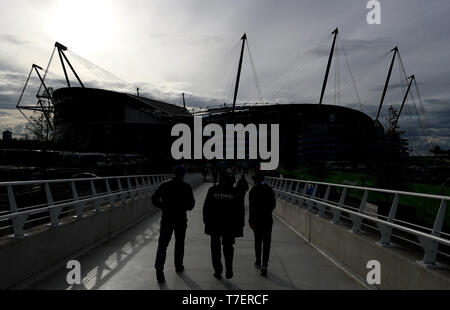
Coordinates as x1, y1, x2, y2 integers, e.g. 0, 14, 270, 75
249, 172, 276, 277
152, 165, 195, 283
236, 175, 249, 197
203, 173, 245, 279
235, 174, 249, 211
212, 171, 218, 185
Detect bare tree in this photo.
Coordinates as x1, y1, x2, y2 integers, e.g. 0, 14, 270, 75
24, 112, 53, 142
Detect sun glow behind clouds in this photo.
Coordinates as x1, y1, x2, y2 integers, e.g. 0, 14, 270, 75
44, 0, 118, 53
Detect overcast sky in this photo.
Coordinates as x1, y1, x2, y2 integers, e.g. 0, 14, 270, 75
0, 0, 449, 151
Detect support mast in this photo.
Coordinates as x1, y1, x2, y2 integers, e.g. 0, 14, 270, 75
32, 64, 54, 131
392, 75, 415, 131
376, 47, 398, 121
319, 28, 339, 105
55, 42, 85, 88
232, 33, 247, 115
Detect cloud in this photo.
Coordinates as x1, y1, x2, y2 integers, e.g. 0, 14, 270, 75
148, 33, 226, 47
0, 34, 30, 46
0, 0, 448, 150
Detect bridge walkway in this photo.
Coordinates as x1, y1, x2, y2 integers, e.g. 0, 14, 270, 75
29, 182, 365, 290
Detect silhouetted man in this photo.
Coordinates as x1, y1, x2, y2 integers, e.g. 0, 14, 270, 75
249, 172, 276, 277
152, 165, 195, 283
201, 167, 208, 182
203, 173, 245, 279
235, 174, 249, 207
212, 171, 218, 185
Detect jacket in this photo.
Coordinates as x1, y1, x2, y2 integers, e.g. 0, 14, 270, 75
236, 178, 249, 195
151, 177, 195, 223
203, 183, 245, 237
249, 183, 276, 229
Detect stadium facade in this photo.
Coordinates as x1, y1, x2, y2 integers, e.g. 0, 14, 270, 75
51, 87, 386, 169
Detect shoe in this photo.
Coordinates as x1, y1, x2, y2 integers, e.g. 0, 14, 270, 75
261, 267, 267, 277
255, 261, 262, 269
213, 272, 222, 279
176, 265, 185, 273
225, 271, 233, 279
156, 271, 166, 283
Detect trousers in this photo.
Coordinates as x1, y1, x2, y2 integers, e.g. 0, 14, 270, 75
154, 218, 187, 271
253, 224, 273, 267
210, 234, 235, 274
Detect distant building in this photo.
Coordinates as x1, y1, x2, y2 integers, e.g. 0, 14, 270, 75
2, 130, 12, 141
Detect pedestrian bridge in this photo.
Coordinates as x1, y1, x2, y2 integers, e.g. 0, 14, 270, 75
0, 174, 449, 290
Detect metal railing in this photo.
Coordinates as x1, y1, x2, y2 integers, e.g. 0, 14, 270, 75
0, 174, 172, 238
265, 176, 450, 266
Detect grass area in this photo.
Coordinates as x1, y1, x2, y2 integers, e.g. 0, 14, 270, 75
403, 183, 450, 228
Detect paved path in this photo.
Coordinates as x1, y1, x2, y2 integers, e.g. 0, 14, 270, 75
30, 183, 365, 290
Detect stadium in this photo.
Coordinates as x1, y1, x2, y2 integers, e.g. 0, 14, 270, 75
47, 85, 385, 169
17, 31, 427, 170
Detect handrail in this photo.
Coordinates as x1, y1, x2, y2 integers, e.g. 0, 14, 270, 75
266, 176, 449, 266
273, 187, 450, 247
0, 174, 173, 238
265, 176, 450, 201
0, 183, 156, 221
0, 174, 172, 187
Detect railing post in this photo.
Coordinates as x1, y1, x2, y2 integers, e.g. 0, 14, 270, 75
294, 181, 300, 193
134, 177, 140, 200
351, 190, 368, 233
7, 185, 28, 237
71, 181, 84, 218
143, 176, 149, 197
274, 187, 281, 199
285, 180, 291, 201
318, 185, 331, 218
46, 183, 62, 227
284, 180, 290, 192
136, 177, 143, 200
90, 180, 101, 212
117, 178, 126, 204
377, 193, 399, 246
298, 183, 308, 208
283, 180, 291, 200
292, 181, 300, 204
105, 179, 115, 207
418, 199, 447, 265
332, 187, 347, 224
127, 177, 135, 200
432, 199, 447, 236
307, 184, 318, 211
